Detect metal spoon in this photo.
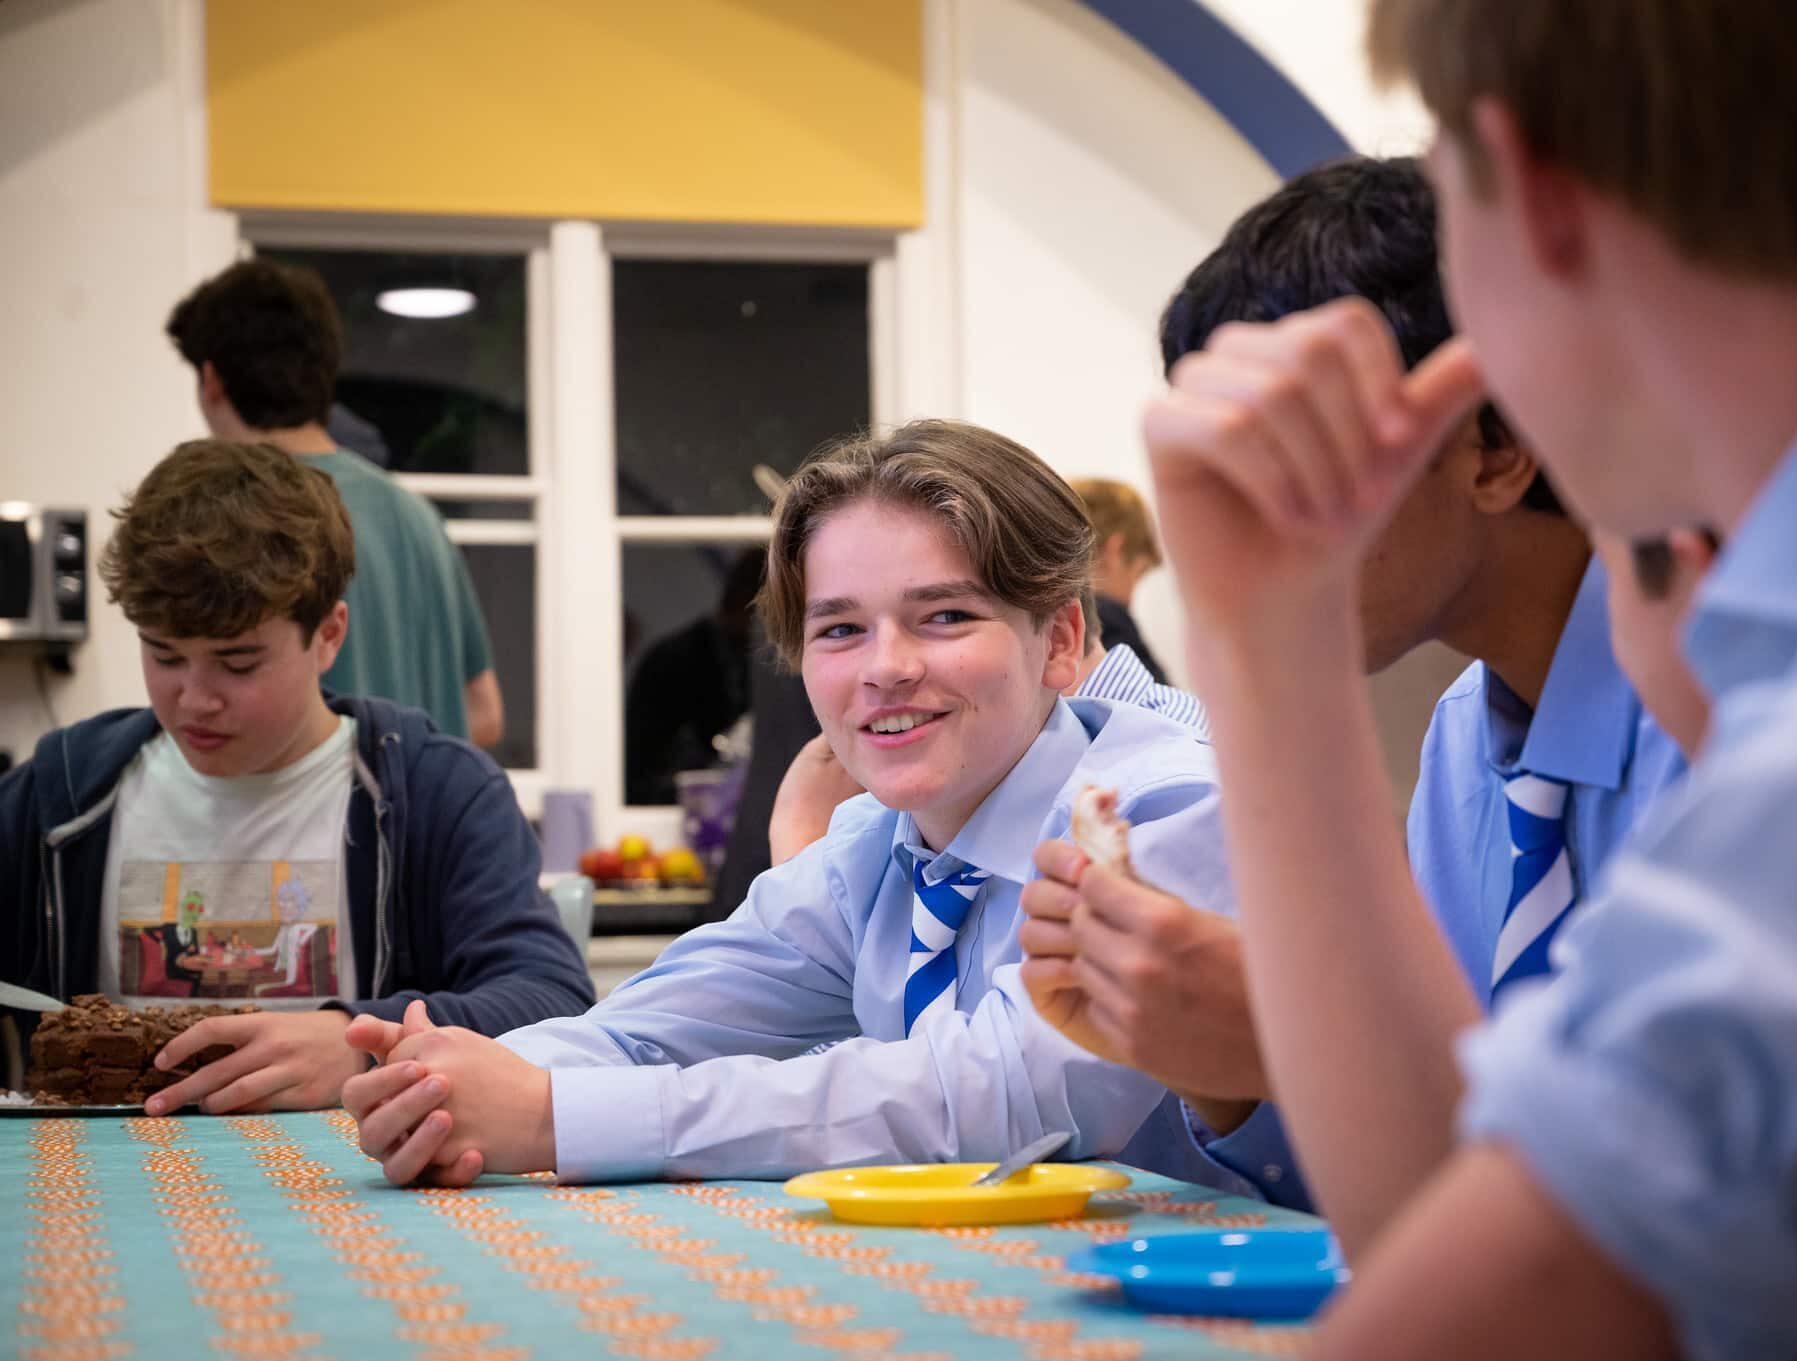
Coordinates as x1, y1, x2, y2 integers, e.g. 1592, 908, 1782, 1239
971, 1130, 1073, 1187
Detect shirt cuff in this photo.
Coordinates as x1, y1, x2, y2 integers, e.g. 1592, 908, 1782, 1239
1181, 1100, 1311, 1211
547, 1064, 667, 1184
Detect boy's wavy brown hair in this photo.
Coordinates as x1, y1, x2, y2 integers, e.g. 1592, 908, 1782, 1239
99, 440, 355, 641
758, 419, 1095, 671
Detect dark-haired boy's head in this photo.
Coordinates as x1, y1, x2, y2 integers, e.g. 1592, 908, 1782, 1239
1159, 157, 1577, 672
1159, 156, 1556, 516
166, 261, 343, 431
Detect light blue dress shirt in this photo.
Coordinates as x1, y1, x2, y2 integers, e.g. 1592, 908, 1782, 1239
1080, 644, 1210, 736
1459, 440, 1797, 1361
1187, 559, 1690, 1213
500, 698, 1240, 1185
1407, 558, 1687, 1002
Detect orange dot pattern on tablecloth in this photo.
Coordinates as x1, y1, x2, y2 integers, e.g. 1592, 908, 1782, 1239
1026, 1341, 1146, 1361
16, 1122, 133, 1361
109, 1116, 325, 1361
10, 1103, 1323, 1361
1150, 1317, 1312, 1357
225, 1112, 525, 1356
404, 1155, 733, 1361
540, 1183, 957, 1358
659, 1187, 1192, 1361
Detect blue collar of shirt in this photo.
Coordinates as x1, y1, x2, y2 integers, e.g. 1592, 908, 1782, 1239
1484, 557, 1640, 789
1685, 437, 1797, 700
894, 698, 1089, 886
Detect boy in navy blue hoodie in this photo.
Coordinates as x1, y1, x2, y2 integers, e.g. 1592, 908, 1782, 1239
0, 439, 592, 1113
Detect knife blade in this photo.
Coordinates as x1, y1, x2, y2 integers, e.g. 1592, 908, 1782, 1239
0, 982, 67, 1013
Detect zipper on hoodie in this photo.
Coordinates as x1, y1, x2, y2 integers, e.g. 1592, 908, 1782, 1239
44, 783, 124, 1001
352, 738, 396, 998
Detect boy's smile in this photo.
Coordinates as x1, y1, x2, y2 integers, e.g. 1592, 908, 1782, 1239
861, 706, 948, 744
799, 499, 1081, 851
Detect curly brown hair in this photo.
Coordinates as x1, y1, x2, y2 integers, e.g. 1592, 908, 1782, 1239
758, 419, 1095, 671
99, 440, 355, 641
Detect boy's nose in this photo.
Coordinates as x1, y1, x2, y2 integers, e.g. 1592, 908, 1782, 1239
180, 683, 226, 714
862, 624, 924, 688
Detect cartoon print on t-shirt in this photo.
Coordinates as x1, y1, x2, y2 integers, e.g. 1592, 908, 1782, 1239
115, 859, 339, 1000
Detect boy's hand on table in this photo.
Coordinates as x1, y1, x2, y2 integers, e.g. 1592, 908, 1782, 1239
145, 1009, 363, 1115
344, 1000, 554, 1187
1020, 839, 1267, 1134
1144, 298, 1484, 654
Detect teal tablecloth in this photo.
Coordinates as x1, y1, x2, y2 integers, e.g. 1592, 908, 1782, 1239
4, 1110, 1318, 1360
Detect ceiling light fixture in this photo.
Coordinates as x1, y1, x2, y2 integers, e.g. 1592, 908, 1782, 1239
376, 286, 477, 319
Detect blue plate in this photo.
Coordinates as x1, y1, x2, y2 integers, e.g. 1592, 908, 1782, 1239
1066, 1227, 1349, 1319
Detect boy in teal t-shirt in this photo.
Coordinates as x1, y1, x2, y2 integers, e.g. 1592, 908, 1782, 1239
167, 260, 503, 748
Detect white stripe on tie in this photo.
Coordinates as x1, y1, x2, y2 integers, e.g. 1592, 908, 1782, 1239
1490, 846, 1574, 984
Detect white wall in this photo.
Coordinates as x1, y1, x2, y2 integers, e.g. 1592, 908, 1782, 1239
947, 0, 1277, 688
1199, 0, 1434, 155
0, 0, 231, 766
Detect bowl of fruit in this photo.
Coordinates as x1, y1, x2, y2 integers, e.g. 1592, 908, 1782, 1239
579, 836, 707, 890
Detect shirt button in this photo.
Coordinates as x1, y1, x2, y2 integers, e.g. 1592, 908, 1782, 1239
1262, 1164, 1284, 1183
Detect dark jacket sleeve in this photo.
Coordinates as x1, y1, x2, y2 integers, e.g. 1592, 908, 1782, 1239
1, 757, 46, 992
352, 742, 595, 1031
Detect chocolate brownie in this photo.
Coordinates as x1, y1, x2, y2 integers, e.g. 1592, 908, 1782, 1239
26, 993, 258, 1106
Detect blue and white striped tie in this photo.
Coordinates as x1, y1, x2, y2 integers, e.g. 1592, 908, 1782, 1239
1491, 772, 1576, 1002
904, 859, 990, 1036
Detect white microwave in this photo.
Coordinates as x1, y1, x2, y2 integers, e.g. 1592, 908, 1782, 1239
0, 504, 87, 644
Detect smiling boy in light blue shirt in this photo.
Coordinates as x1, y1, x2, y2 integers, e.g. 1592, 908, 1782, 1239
338, 419, 1239, 1188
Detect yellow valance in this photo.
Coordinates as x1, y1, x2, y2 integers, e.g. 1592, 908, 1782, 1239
208, 0, 922, 228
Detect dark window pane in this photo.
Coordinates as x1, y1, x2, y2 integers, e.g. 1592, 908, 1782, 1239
622, 543, 765, 805
462, 544, 536, 771
613, 260, 870, 516
259, 247, 529, 477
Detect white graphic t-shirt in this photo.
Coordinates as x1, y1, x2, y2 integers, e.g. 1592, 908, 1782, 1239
97, 718, 358, 1011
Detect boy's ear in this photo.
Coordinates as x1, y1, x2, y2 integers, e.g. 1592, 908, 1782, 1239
199, 361, 227, 407
1040, 598, 1085, 692
312, 601, 349, 674
1470, 436, 1544, 515
1666, 526, 1718, 577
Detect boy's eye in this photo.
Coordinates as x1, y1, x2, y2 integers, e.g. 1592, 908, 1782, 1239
926, 609, 975, 625
815, 622, 860, 641
222, 663, 260, 677
150, 654, 181, 669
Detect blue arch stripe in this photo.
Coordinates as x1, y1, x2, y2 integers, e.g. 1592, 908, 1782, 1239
1074, 0, 1353, 179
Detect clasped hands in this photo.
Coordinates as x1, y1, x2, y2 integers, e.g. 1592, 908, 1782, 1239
340, 1000, 556, 1186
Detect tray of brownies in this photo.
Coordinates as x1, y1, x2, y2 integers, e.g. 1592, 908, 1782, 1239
2, 992, 256, 1114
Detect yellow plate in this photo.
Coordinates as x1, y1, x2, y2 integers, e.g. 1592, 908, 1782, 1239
783, 1162, 1131, 1226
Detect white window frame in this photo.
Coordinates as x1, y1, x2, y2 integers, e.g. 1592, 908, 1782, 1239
587, 224, 899, 847
241, 214, 554, 812
237, 214, 901, 841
